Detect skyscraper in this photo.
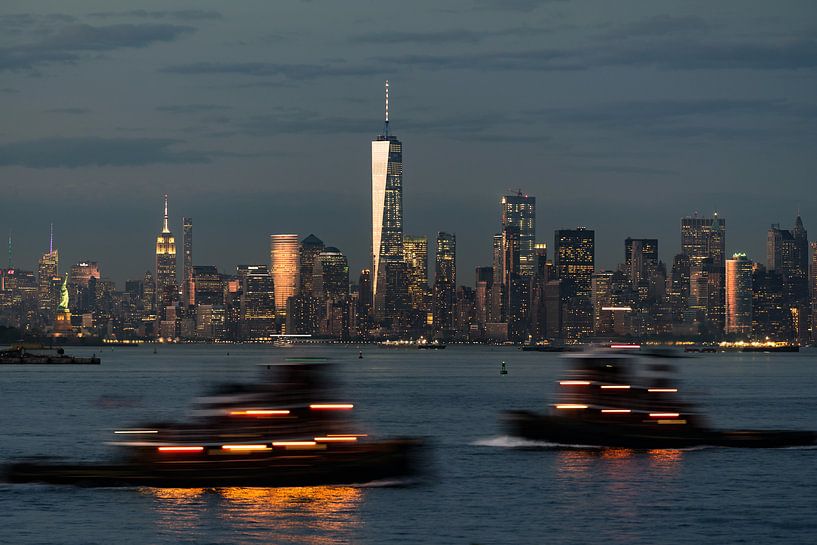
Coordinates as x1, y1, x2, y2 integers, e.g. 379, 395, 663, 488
501, 192, 536, 276
155, 194, 177, 316
371, 80, 407, 325
681, 213, 726, 332
725, 253, 753, 335
183, 217, 193, 307
192, 265, 224, 307
36, 226, 59, 319
767, 215, 809, 342
433, 232, 456, 333
299, 234, 324, 297
313, 247, 349, 302
403, 235, 428, 311
269, 234, 299, 315
239, 265, 276, 338
554, 228, 595, 341
624, 238, 659, 285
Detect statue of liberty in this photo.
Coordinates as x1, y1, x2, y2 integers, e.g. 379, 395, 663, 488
58, 273, 69, 312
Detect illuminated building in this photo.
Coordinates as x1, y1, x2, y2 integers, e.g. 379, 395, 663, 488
356, 269, 372, 335
502, 225, 528, 341
193, 265, 224, 307
403, 235, 428, 311
454, 286, 476, 339
142, 270, 155, 316
811, 242, 817, 342
299, 234, 324, 297
183, 217, 193, 307
155, 194, 177, 317
725, 253, 753, 336
68, 261, 100, 314
591, 271, 614, 335
767, 216, 808, 343
751, 264, 791, 340
501, 192, 536, 276
474, 266, 493, 330
37, 225, 59, 319
239, 265, 276, 338
313, 247, 349, 302
433, 232, 456, 334
371, 80, 408, 325
490, 233, 504, 323
554, 228, 595, 341
269, 234, 299, 315
624, 238, 658, 285
681, 213, 725, 332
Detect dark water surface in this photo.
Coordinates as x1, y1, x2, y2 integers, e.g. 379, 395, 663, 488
1, 345, 816, 544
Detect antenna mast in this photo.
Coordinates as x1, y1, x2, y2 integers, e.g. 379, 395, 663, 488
162, 194, 170, 233
384, 80, 389, 137
49, 223, 53, 254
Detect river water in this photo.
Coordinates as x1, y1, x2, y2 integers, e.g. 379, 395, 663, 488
1, 345, 816, 544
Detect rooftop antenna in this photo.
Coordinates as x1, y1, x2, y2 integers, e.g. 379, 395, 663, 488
49, 223, 53, 254
384, 80, 389, 137
162, 194, 170, 234
7, 231, 11, 268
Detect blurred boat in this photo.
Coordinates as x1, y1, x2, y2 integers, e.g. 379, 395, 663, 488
5, 361, 422, 487
503, 349, 816, 449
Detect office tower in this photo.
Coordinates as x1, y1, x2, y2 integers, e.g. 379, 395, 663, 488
141, 270, 155, 316
433, 232, 456, 333
554, 228, 595, 341
299, 234, 324, 297
182, 218, 193, 307
811, 242, 817, 342
192, 266, 224, 307
767, 216, 809, 342
239, 265, 276, 338
313, 247, 349, 302
371, 80, 407, 325
751, 264, 790, 340
502, 225, 528, 340
681, 213, 726, 332
591, 271, 615, 335
725, 253, 753, 336
357, 269, 372, 335
454, 286, 476, 339
69, 262, 100, 314
475, 267, 493, 329
403, 235, 429, 311
490, 233, 504, 323
624, 238, 659, 285
269, 234, 299, 315
36, 225, 59, 318
155, 195, 177, 316
501, 192, 536, 276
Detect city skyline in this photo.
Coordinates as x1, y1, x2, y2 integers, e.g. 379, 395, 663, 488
1, 2, 815, 284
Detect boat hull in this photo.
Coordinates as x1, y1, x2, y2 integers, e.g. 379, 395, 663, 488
503, 411, 816, 449
4, 439, 423, 488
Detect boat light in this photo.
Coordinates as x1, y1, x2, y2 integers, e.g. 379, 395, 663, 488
601, 409, 631, 414
657, 419, 687, 425
222, 444, 272, 451
555, 404, 588, 409
229, 409, 290, 416
559, 381, 591, 386
649, 413, 680, 418
309, 404, 354, 410
647, 388, 678, 393
272, 441, 317, 447
114, 430, 158, 434
600, 385, 631, 389
157, 446, 204, 453
314, 436, 358, 442
326, 434, 367, 437
610, 344, 640, 349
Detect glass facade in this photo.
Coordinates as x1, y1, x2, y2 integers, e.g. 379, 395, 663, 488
269, 234, 300, 314
501, 193, 536, 277
725, 253, 753, 335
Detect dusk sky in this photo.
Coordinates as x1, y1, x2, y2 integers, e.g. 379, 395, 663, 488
2, 0, 816, 284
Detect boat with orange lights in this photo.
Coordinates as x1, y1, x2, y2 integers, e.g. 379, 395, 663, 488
503, 350, 816, 449
4, 361, 423, 487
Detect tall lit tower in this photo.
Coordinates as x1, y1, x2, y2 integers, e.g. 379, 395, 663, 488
37, 224, 59, 316
371, 80, 408, 324
182, 217, 193, 307
155, 194, 177, 316
501, 192, 536, 276
725, 253, 753, 336
270, 234, 299, 314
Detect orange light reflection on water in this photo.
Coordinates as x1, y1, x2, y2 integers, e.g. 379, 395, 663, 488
146, 486, 363, 545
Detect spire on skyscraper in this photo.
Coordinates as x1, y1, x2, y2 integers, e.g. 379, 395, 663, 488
162, 194, 170, 234
49, 223, 53, 254
7, 231, 11, 268
384, 80, 389, 137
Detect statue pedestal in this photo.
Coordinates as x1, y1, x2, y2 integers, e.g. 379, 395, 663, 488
54, 310, 73, 334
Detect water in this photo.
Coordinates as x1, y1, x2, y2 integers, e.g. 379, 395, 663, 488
1, 345, 816, 544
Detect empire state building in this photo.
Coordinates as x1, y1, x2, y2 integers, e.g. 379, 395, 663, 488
155, 194, 177, 316
371, 81, 408, 325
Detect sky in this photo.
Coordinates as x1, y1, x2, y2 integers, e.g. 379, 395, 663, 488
1, 0, 816, 285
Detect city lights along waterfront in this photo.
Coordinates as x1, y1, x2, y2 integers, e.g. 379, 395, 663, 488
0, 83, 814, 349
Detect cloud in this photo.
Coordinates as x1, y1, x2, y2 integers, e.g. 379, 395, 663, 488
350, 26, 558, 45
0, 23, 195, 72
0, 137, 212, 168
88, 10, 222, 21
600, 15, 714, 39
471, 0, 569, 12
156, 104, 232, 114
45, 107, 90, 114
161, 61, 380, 80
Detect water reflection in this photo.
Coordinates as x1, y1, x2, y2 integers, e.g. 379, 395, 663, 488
145, 486, 363, 544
